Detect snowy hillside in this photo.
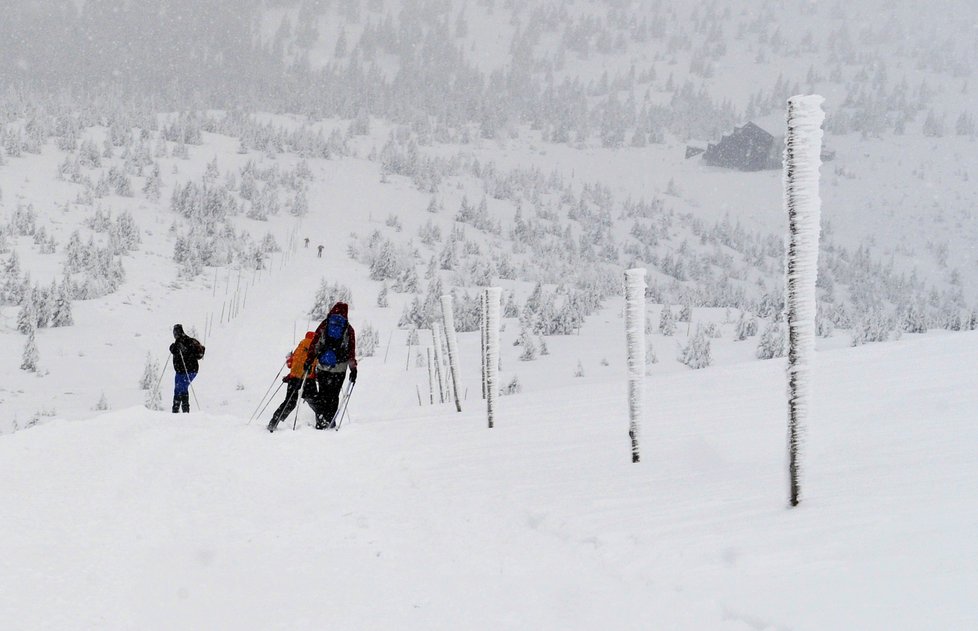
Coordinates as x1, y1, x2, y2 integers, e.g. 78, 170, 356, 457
3, 331, 977, 629
1, 1, 977, 627
3, 0, 978, 429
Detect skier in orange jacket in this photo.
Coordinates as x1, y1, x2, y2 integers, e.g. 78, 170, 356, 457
267, 332, 319, 432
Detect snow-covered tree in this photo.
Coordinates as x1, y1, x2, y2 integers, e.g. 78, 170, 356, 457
573, 360, 585, 377
659, 304, 677, 335
850, 310, 891, 346
734, 311, 758, 340
756, 319, 787, 359
17, 293, 37, 335
50, 278, 74, 327
517, 327, 538, 361
679, 326, 712, 369
309, 280, 352, 319
140, 352, 160, 390
21, 325, 39, 372
359, 324, 379, 357
145, 385, 164, 411
502, 375, 522, 395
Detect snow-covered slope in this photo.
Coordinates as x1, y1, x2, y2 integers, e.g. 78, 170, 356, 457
2, 331, 976, 630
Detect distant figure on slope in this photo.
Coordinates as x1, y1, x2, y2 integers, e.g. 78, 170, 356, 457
304, 237, 310, 248
169, 324, 205, 413
305, 302, 358, 429
267, 332, 320, 433
317, 244, 324, 258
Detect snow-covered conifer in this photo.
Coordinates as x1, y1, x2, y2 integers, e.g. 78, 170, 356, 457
756, 319, 787, 359
901, 302, 928, 334
502, 375, 522, 395
659, 304, 677, 335
850, 310, 891, 346
645, 340, 657, 372
503, 292, 520, 318
50, 278, 74, 327
140, 352, 160, 390
359, 324, 379, 357
518, 327, 538, 361
21, 326, 39, 372
145, 385, 164, 411
17, 293, 37, 335
677, 303, 692, 323
679, 325, 712, 369
33, 284, 51, 329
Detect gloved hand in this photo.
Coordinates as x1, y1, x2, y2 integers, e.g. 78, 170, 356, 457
303, 359, 314, 374
282, 375, 291, 383
349, 368, 357, 384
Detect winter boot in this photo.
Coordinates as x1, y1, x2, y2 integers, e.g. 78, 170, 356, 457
267, 411, 281, 433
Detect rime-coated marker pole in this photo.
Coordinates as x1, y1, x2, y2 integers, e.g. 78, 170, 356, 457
784, 95, 825, 507
426, 347, 435, 404
624, 268, 646, 464
480, 290, 487, 400
431, 323, 446, 404
485, 287, 502, 429
440, 295, 463, 412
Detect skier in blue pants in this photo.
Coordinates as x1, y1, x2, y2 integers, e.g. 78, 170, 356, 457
169, 324, 205, 413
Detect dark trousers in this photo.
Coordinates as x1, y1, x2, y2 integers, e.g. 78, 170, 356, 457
173, 372, 197, 413
312, 371, 346, 428
269, 377, 317, 426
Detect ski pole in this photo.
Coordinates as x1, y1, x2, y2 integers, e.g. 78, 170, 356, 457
248, 360, 288, 423
178, 348, 201, 412
333, 381, 356, 431
256, 380, 286, 425
154, 358, 169, 394
150, 359, 169, 411
292, 368, 312, 431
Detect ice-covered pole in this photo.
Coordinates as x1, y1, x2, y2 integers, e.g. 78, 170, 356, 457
431, 324, 446, 404
440, 295, 463, 412
783, 95, 825, 507
426, 347, 435, 405
624, 268, 647, 463
480, 290, 487, 400
485, 287, 502, 429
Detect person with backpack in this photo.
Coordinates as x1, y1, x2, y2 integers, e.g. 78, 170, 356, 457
169, 324, 205, 413
267, 331, 319, 432
305, 302, 357, 429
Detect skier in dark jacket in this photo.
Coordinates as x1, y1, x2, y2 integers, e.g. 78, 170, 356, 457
305, 302, 357, 429
267, 331, 319, 432
169, 324, 205, 413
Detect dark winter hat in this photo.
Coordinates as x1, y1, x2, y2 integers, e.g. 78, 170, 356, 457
173, 324, 185, 338
328, 302, 349, 318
